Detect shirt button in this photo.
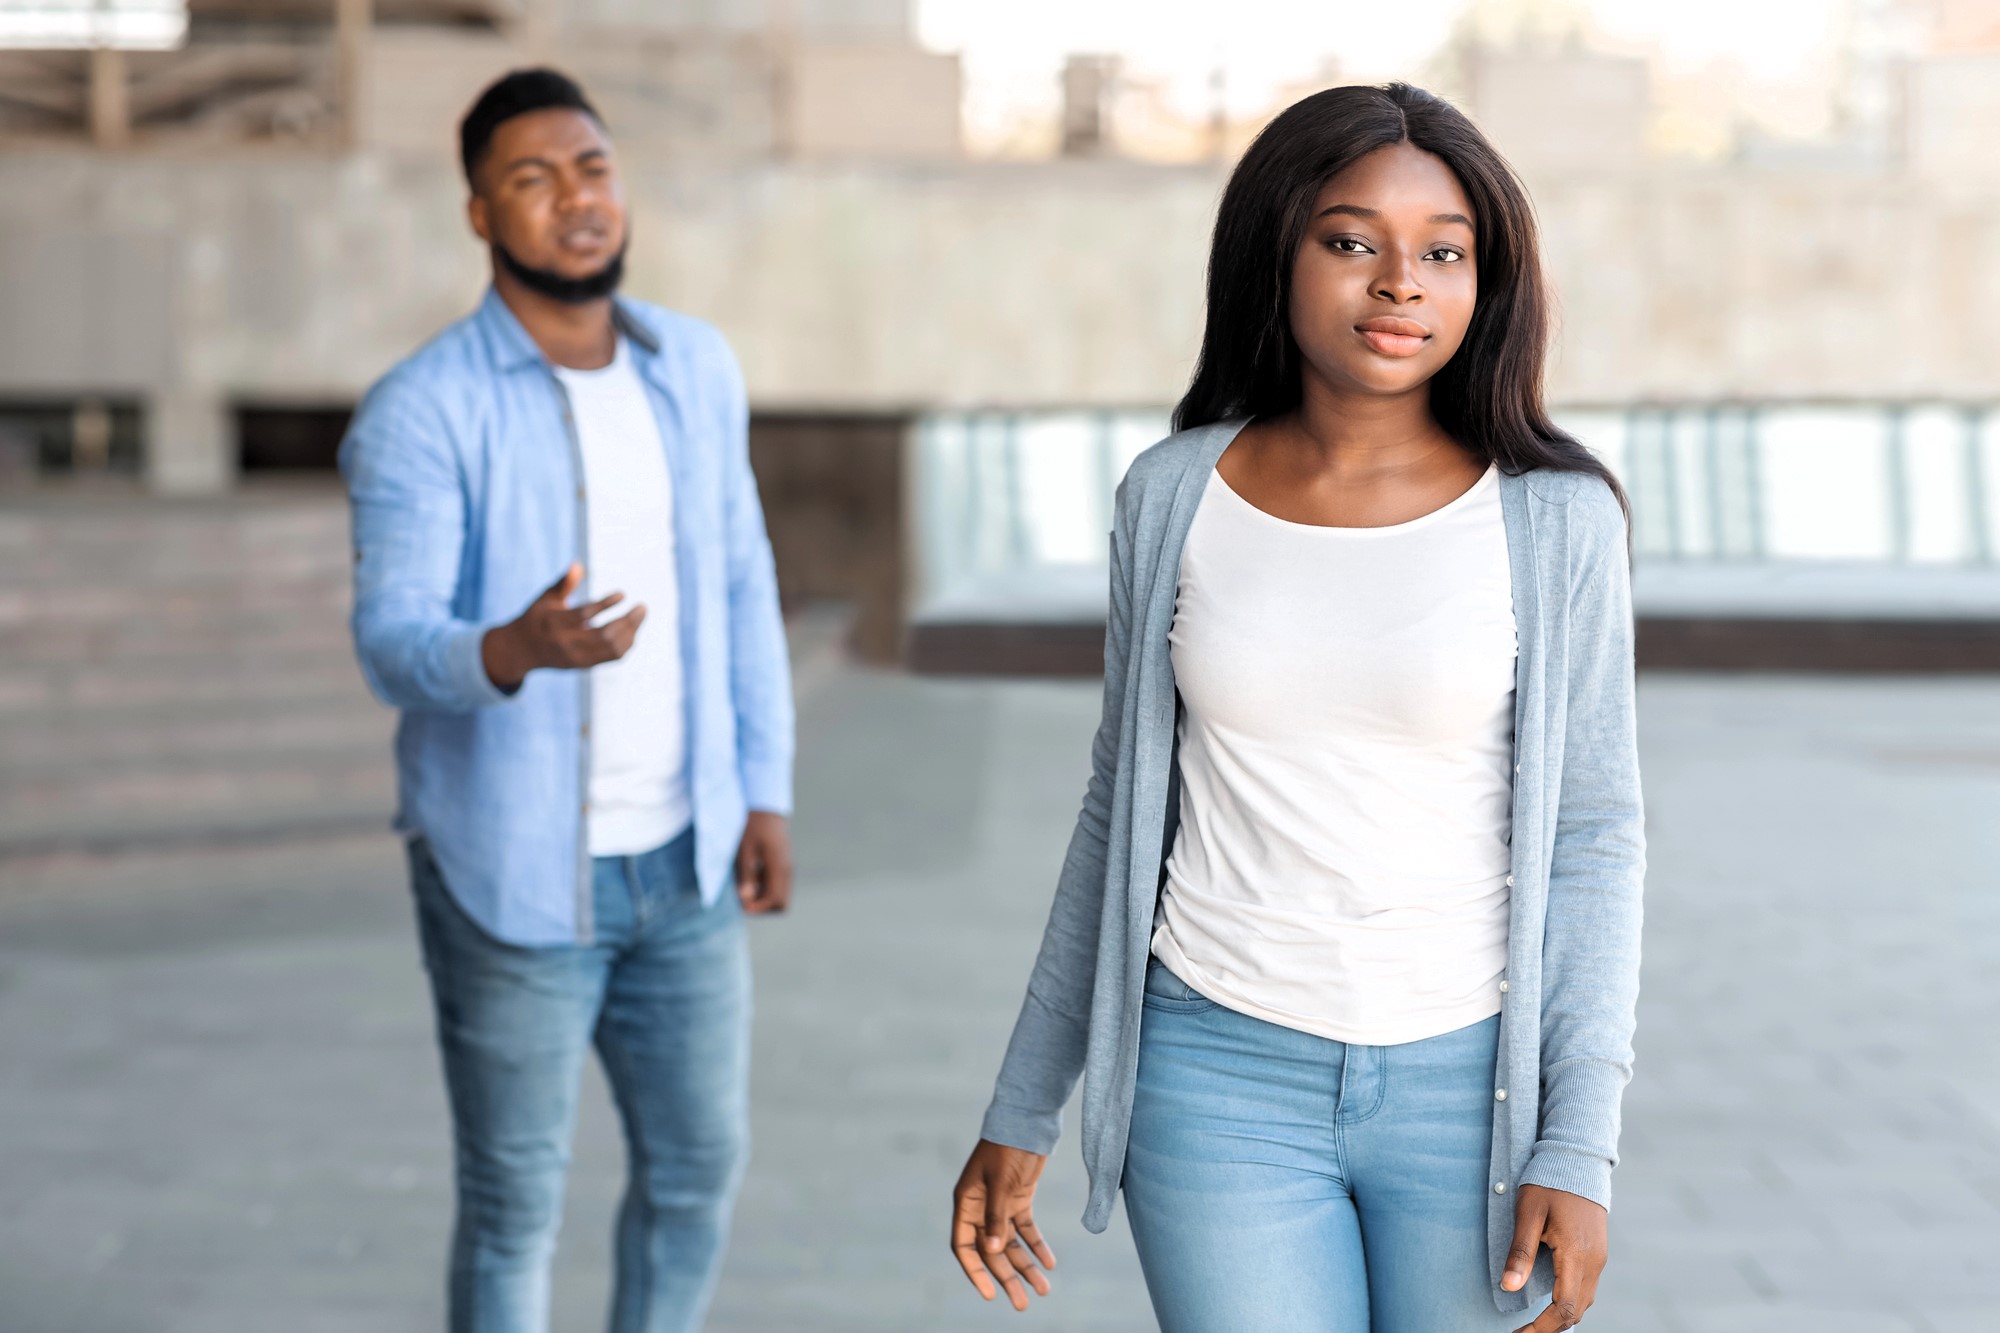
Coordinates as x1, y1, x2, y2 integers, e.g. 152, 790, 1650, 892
581, 723, 590, 736
1494, 1182, 1508, 1195
580, 801, 590, 814
1495, 1088, 1508, 1101
1499, 980, 1510, 993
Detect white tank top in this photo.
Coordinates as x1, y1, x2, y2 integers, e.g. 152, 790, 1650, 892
1153, 463, 1517, 1046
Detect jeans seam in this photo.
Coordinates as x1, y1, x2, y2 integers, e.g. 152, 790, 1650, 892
1336, 1046, 1389, 1126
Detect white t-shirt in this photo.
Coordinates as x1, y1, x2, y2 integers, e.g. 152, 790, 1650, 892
553, 339, 692, 857
1153, 463, 1518, 1046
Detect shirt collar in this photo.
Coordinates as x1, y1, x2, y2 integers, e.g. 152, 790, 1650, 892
475, 285, 662, 371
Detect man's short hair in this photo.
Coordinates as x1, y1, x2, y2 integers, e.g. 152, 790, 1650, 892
459, 68, 603, 188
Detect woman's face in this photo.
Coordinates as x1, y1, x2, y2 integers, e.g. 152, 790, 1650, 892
1287, 141, 1479, 401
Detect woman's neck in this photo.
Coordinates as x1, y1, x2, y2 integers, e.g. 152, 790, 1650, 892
1269, 376, 1462, 481
1220, 373, 1483, 528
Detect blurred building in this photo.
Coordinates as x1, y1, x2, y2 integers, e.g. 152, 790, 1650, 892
4, 0, 2000, 664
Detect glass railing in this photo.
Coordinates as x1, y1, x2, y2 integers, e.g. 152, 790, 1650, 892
912, 403, 2000, 620
1567, 404, 2000, 563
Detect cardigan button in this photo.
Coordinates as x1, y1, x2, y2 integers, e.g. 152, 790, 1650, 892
1499, 980, 1509, 993
1505, 874, 1515, 887
1494, 1182, 1508, 1195
1495, 1088, 1508, 1101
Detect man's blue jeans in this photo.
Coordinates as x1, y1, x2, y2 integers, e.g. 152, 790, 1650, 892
409, 829, 749, 1333
1123, 957, 1517, 1333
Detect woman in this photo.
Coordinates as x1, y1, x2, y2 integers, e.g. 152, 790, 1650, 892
949, 83, 1644, 1333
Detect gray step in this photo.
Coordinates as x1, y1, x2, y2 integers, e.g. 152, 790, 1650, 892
0, 490, 410, 857
0, 616, 356, 667
0, 700, 393, 773
0, 655, 373, 716
0, 756, 395, 854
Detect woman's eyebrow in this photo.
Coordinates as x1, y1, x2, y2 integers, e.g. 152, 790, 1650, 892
1315, 203, 1474, 228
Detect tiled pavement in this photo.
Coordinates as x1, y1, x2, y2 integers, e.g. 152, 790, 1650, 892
0, 494, 1995, 1331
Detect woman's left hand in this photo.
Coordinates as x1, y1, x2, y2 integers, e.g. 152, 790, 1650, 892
1502, 1183, 1608, 1331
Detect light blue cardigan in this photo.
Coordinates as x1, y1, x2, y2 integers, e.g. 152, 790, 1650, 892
979, 419, 1646, 1315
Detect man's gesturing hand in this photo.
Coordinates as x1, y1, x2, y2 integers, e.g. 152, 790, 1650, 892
952, 1140, 1056, 1312
1504, 1183, 1608, 1332
482, 563, 647, 691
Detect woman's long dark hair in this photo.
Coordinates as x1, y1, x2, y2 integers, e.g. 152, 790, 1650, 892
1174, 82, 1625, 510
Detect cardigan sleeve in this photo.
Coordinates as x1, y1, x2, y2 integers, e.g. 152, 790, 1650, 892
1519, 477, 1648, 1207
979, 482, 1138, 1155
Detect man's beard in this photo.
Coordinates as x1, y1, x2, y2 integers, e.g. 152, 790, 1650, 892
493, 237, 626, 304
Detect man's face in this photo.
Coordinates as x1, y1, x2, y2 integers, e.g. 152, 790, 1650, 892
469, 107, 628, 298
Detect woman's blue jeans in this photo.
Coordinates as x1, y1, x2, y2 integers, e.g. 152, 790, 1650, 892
409, 830, 750, 1333
1123, 957, 1518, 1333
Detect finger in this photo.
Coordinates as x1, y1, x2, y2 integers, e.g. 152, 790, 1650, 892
978, 1237, 1032, 1313
571, 590, 626, 626
984, 1186, 1013, 1256
735, 835, 760, 898
758, 846, 793, 913
1513, 1267, 1589, 1333
543, 563, 584, 604
1016, 1215, 1057, 1271
1502, 1187, 1549, 1293
571, 607, 645, 665
1544, 1236, 1593, 1332
951, 1206, 999, 1302
1516, 1297, 1584, 1333
742, 872, 781, 915
601, 603, 646, 653
1004, 1237, 1050, 1297
953, 1239, 997, 1301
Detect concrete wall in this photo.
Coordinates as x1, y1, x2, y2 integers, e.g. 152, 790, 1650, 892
1905, 52, 2000, 182
7, 146, 2000, 489
8, 28, 2000, 493
1462, 50, 1651, 175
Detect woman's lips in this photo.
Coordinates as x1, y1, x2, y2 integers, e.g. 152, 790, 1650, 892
1355, 319, 1431, 358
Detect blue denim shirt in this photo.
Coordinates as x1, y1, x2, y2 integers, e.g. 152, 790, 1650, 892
339, 288, 794, 946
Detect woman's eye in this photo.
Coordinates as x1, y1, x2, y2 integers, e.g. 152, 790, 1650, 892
1328, 237, 1372, 254
1427, 247, 1465, 263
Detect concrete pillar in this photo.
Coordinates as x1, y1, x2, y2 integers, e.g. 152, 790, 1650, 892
147, 389, 234, 495
88, 45, 130, 149
335, 0, 372, 151
1061, 55, 1117, 156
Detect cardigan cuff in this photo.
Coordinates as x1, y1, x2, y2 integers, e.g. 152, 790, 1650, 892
1518, 1145, 1614, 1209
979, 1100, 1061, 1158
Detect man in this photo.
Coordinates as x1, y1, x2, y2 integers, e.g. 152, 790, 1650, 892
339, 68, 794, 1333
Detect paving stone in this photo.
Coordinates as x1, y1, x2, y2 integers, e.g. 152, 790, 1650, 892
0, 504, 1994, 1329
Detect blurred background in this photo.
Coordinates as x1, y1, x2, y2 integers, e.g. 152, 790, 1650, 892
1, 0, 1997, 1329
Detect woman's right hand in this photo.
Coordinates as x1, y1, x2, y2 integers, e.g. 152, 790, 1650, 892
951, 1139, 1057, 1311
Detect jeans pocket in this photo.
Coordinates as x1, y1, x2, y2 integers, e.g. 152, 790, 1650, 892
1142, 957, 1218, 1013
